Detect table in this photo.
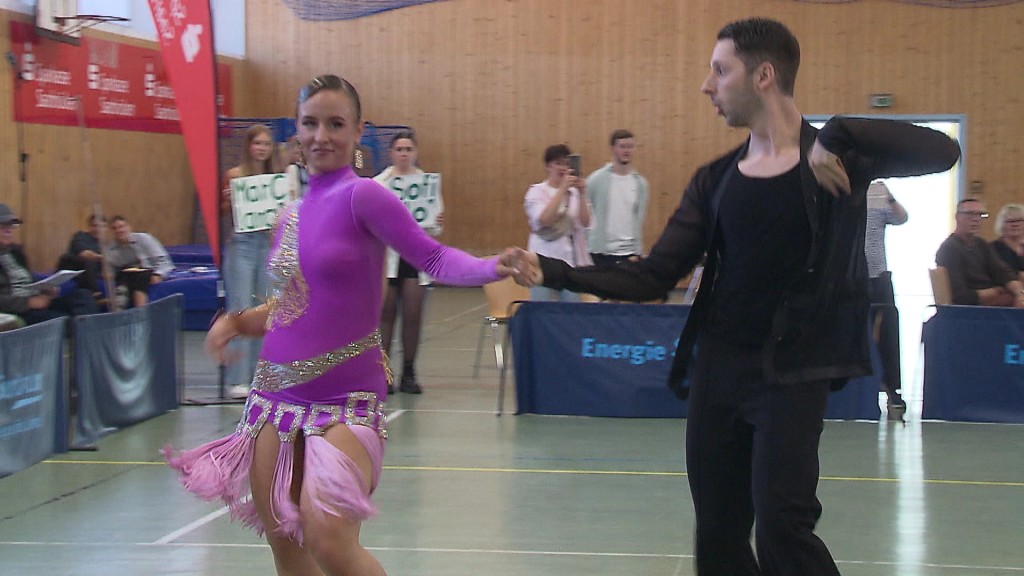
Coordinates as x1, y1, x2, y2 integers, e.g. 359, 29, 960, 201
510, 301, 882, 420
922, 305, 1024, 423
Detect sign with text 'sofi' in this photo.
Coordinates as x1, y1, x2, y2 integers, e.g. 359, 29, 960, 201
387, 173, 443, 232
230, 174, 288, 233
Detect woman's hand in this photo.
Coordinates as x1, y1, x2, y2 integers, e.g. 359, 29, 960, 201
204, 311, 242, 365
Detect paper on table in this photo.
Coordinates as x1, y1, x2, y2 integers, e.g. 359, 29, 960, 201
25, 269, 82, 291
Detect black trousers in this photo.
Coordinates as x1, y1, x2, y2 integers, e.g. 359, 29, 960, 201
686, 336, 840, 576
868, 272, 902, 395
590, 253, 638, 266
21, 288, 99, 325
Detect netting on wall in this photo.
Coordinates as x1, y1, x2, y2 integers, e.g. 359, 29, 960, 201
281, 0, 445, 20
795, 0, 1021, 6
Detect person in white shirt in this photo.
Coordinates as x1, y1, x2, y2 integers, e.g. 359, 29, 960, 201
586, 129, 650, 266
524, 144, 591, 301
106, 215, 173, 308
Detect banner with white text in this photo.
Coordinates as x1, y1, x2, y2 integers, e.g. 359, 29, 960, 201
0, 318, 67, 478
8, 21, 232, 132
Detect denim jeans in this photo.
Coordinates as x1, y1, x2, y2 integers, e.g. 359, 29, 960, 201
224, 231, 271, 386
529, 286, 580, 302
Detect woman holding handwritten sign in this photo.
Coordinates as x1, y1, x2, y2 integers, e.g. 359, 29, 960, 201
373, 131, 444, 394
222, 124, 281, 398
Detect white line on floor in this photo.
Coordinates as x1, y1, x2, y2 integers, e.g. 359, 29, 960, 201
150, 410, 407, 545
3, 542, 1024, 573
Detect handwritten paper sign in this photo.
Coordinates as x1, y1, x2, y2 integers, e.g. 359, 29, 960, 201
230, 174, 288, 233
388, 173, 443, 232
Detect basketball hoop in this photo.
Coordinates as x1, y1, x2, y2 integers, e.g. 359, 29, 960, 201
54, 14, 129, 37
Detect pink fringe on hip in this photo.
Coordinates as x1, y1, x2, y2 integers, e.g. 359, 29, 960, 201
163, 432, 255, 505
271, 441, 301, 538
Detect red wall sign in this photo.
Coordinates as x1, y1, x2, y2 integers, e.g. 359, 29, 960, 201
8, 20, 232, 133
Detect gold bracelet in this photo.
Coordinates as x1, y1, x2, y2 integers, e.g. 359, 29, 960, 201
231, 309, 247, 335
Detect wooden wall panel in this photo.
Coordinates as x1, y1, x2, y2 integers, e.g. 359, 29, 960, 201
0, 11, 245, 269
4, 2, 1022, 270
240, 0, 1023, 256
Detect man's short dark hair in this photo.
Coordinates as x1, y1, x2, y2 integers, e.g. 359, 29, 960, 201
957, 197, 982, 207
544, 144, 572, 164
609, 129, 634, 146
110, 215, 128, 225
717, 18, 800, 96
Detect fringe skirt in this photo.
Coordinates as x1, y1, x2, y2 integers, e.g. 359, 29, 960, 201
164, 390, 387, 543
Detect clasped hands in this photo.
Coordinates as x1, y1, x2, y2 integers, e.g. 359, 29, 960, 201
497, 247, 543, 287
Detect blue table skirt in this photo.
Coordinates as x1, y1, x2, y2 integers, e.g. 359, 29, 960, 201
510, 301, 882, 420
922, 305, 1024, 423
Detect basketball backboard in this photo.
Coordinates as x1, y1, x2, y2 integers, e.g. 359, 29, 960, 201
35, 0, 81, 44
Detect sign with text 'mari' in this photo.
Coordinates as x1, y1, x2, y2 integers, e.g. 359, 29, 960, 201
230, 174, 288, 233
387, 173, 443, 232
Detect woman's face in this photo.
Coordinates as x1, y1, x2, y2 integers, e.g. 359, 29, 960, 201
390, 138, 417, 172
545, 157, 570, 182
1004, 210, 1024, 239
249, 132, 273, 163
296, 90, 363, 175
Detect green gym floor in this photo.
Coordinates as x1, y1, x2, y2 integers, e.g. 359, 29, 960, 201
1, 287, 1022, 575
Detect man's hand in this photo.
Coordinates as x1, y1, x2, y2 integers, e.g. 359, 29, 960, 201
809, 139, 851, 197
26, 294, 52, 310
499, 248, 543, 287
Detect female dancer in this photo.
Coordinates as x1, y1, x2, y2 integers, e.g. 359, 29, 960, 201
166, 75, 511, 575
373, 131, 443, 394
222, 124, 279, 398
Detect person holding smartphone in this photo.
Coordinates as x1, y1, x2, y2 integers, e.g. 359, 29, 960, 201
523, 144, 591, 301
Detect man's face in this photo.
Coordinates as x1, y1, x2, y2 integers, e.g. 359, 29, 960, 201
112, 220, 132, 243
611, 138, 635, 166
701, 40, 761, 128
955, 201, 988, 236
0, 222, 16, 249
89, 218, 106, 238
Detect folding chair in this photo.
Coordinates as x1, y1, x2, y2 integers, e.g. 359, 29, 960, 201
928, 266, 952, 306
473, 277, 529, 415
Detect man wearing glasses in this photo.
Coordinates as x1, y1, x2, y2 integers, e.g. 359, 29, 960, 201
936, 197, 1024, 307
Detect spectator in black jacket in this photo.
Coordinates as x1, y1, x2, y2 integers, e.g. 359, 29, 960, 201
58, 213, 107, 293
990, 203, 1024, 281
0, 203, 97, 324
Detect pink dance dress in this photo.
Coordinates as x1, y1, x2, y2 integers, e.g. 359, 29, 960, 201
165, 165, 500, 541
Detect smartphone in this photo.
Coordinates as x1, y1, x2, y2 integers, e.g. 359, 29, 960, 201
568, 153, 582, 176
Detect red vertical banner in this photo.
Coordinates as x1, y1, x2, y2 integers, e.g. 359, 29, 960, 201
147, 0, 221, 264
